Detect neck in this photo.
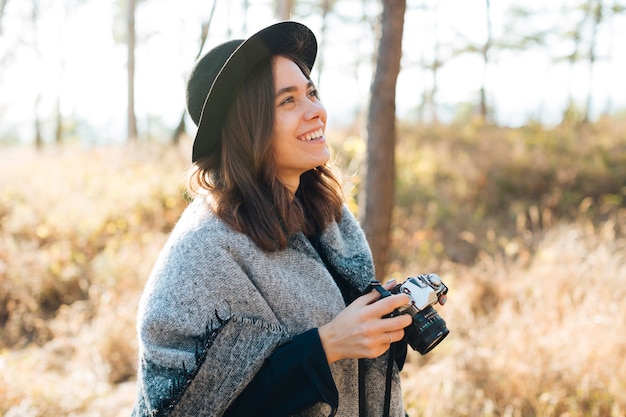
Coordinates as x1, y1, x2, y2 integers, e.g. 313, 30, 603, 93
279, 177, 300, 198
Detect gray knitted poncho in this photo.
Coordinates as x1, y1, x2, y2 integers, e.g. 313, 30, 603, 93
131, 198, 405, 416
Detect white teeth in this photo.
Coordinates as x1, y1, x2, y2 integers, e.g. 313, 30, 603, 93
298, 129, 324, 141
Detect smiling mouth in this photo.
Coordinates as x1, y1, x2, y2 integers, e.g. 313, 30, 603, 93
297, 128, 324, 141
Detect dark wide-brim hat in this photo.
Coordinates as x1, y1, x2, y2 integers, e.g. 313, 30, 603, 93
186, 21, 318, 163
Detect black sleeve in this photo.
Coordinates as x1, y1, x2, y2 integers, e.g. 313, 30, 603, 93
223, 328, 338, 417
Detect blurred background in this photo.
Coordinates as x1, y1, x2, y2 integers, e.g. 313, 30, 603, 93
2, 0, 626, 143
0, 0, 625, 416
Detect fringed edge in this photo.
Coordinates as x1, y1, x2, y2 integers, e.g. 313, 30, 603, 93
154, 308, 231, 417
151, 308, 288, 417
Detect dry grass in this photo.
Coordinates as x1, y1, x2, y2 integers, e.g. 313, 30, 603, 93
401, 223, 626, 417
0, 143, 189, 416
0, 122, 624, 416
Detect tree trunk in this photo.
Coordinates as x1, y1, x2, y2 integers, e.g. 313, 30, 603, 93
584, 0, 602, 124
127, 0, 137, 141
55, 96, 63, 144
0, 0, 8, 35
34, 93, 43, 149
172, 0, 216, 145
479, 0, 492, 122
316, 0, 334, 89
31, 0, 43, 149
363, 0, 405, 278
429, 1, 441, 125
242, 0, 249, 33
275, 0, 294, 20
563, 5, 587, 122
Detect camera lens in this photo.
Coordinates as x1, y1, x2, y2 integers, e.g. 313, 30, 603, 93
405, 306, 449, 355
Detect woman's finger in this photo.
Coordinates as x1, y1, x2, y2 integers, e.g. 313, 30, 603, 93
367, 293, 410, 317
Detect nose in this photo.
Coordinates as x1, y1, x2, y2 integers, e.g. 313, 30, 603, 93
303, 98, 326, 122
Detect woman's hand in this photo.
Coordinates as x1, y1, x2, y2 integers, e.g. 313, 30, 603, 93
318, 281, 413, 364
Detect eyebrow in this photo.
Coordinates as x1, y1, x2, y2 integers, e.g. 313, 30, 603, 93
275, 79, 315, 97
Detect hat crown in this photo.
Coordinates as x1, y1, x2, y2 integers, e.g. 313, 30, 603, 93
186, 39, 243, 126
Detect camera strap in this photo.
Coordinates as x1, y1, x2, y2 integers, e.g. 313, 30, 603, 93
384, 342, 397, 416
357, 336, 396, 417
308, 235, 397, 417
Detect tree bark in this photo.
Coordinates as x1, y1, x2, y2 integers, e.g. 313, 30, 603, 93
363, 0, 406, 278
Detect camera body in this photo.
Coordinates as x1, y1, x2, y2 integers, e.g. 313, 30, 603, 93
392, 273, 448, 316
391, 274, 450, 355
386, 274, 449, 354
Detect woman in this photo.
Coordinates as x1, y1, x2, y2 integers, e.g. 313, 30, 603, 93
131, 21, 413, 417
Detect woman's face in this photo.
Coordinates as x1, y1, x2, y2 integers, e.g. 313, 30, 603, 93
271, 55, 329, 193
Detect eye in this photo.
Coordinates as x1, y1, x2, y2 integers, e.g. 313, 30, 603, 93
308, 88, 320, 99
279, 96, 295, 106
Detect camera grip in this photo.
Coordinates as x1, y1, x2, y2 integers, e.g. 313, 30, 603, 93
363, 280, 393, 298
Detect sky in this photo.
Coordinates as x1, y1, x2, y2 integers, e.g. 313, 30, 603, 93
1, 0, 625, 144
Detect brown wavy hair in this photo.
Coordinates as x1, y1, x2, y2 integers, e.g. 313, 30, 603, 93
188, 54, 344, 251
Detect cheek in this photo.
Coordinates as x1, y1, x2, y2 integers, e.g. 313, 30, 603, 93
272, 113, 298, 145
272, 112, 289, 137
270, 128, 290, 164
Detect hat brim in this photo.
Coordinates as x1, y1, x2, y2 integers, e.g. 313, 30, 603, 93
192, 21, 317, 162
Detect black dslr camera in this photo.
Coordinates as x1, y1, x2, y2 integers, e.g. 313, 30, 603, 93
370, 273, 449, 355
